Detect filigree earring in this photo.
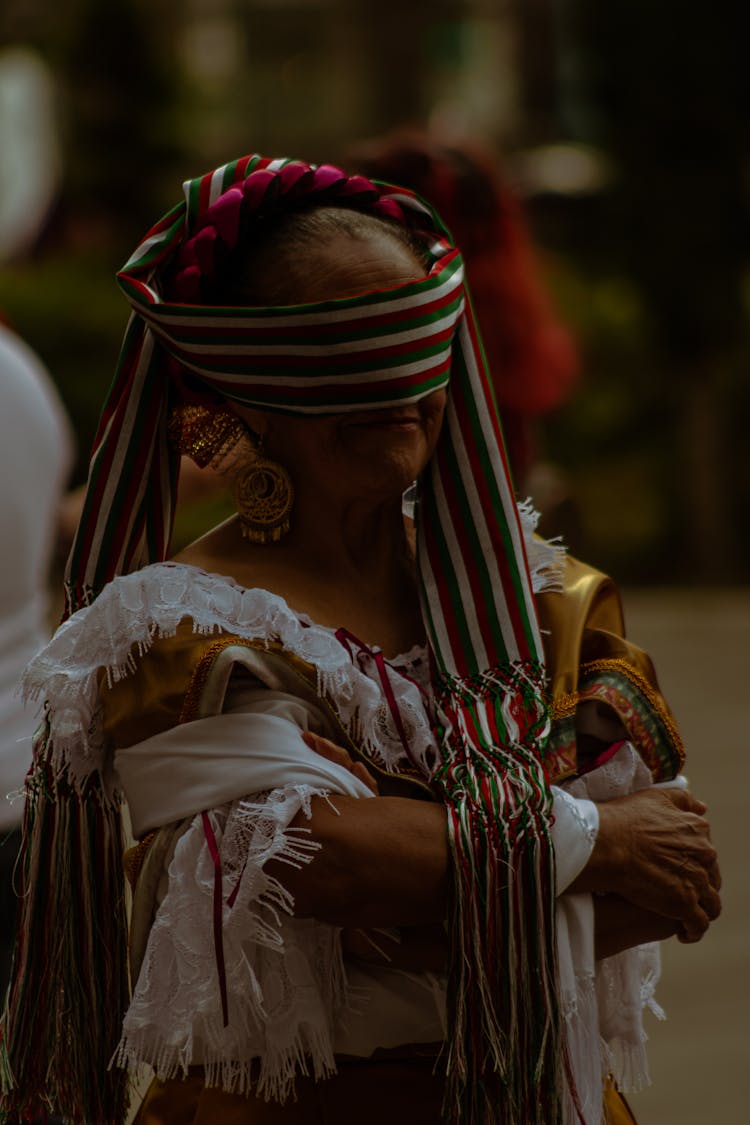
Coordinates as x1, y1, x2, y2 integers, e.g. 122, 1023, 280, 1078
168, 403, 247, 469
234, 436, 294, 544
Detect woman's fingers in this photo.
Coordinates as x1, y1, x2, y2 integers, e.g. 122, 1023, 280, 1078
673, 870, 723, 942
301, 730, 379, 794
662, 787, 707, 816
676, 887, 714, 943
352, 761, 380, 796
588, 788, 722, 940
636, 832, 721, 926
594, 895, 680, 959
301, 729, 351, 768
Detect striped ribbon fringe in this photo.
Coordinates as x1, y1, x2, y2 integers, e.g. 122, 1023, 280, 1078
433, 666, 563, 1124
0, 725, 131, 1125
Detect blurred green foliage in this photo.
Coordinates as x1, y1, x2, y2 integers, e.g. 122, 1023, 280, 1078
539, 245, 750, 581
1, 0, 748, 583
538, 259, 682, 578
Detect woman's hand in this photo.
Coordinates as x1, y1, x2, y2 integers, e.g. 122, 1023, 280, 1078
301, 729, 379, 795
571, 787, 721, 944
593, 894, 680, 959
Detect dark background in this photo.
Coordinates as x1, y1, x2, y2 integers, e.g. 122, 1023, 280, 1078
1, 8, 747, 1122
1, 0, 750, 585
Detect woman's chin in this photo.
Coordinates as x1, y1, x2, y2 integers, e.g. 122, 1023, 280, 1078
342, 463, 419, 506
340, 431, 433, 480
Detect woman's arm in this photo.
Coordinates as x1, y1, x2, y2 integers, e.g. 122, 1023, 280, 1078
339, 897, 679, 968
265, 792, 449, 928
274, 735, 721, 942
341, 924, 448, 972
271, 789, 705, 964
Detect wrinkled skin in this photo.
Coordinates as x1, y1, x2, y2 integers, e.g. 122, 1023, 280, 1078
289, 732, 721, 969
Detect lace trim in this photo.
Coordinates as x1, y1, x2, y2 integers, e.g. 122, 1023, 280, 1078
115, 786, 350, 1100
21, 564, 439, 790
22, 508, 563, 792
561, 968, 602, 1125
564, 745, 663, 1096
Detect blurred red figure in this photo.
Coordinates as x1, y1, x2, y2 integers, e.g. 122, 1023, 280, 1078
349, 131, 580, 489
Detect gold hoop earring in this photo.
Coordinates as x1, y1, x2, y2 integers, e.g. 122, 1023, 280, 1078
234, 440, 294, 544
168, 404, 247, 469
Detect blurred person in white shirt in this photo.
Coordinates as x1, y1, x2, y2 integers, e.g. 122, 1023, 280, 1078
0, 319, 73, 987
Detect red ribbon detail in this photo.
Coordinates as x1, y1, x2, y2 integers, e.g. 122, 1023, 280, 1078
201, 811, 229, 1027
335, 627, 426, 774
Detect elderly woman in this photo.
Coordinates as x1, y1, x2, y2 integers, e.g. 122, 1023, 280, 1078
1, 156, 719, 1125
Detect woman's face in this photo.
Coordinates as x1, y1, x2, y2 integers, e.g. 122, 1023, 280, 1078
232, 230, 448, 507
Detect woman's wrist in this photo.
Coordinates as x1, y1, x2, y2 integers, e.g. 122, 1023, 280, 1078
594, 894, 679, 959
567, 799, 627, 896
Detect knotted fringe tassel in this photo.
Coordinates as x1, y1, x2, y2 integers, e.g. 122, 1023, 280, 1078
433, 665, 565, 1125
0, 723, 131, 1124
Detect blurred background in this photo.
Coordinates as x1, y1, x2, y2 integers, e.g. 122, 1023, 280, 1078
2, 0, 750, 584
0, 3, 747, 1121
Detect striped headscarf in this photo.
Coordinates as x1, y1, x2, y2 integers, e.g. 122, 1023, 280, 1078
34, 156, 562, 1122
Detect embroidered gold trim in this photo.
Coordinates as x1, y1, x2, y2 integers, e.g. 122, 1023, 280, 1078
551, 692, 580, 720
179, 634, 267, 724
550, 656, 685, 769
122, 830, 158, 890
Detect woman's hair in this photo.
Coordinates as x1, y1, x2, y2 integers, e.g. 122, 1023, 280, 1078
169, 202, 433, 455
206, 204, 430, 307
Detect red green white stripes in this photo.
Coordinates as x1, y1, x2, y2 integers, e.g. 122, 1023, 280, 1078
124, 255, 464, 413
56, 155, 564, 1124
417, 312, 541, 674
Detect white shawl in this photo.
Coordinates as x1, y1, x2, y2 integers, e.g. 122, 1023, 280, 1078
21, 547, 663, 1119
